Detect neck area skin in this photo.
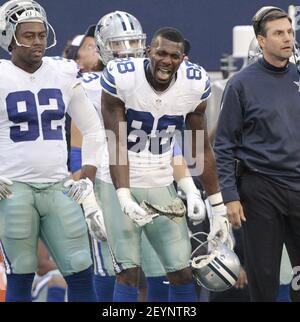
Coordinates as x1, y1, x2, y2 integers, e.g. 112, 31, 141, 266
145, 61, 175, 92
261, 56, 289, 72
262, 53, 289, 68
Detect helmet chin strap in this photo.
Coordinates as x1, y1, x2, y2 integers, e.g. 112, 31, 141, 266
13, 35, 31, 48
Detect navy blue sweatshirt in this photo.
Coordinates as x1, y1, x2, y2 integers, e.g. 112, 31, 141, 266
214, 58, 300, 202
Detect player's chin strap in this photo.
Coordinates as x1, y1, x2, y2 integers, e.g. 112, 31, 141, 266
12, 21, 57, 50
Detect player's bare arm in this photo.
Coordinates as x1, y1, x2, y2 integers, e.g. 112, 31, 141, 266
101, 90, 129, 189
185, 101, 220, 195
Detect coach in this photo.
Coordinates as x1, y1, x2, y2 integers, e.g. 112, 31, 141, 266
214, 6, 300, 301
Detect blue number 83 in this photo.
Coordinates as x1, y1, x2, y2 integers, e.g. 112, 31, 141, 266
6, 89, 65, 142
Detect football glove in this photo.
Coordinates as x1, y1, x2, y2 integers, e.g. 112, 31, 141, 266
64, 177, 93, 204
116, 188, 158, 227
82, 190, 107, 241
0, 176, 13, 200
178, 177, 206, 225
207, 193, 230, 244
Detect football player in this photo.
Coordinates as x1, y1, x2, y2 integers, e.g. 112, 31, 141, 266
75, 11, 206, 302
74, 12, 169, 302
0, 0, 104, 302
100, 26, 229, 301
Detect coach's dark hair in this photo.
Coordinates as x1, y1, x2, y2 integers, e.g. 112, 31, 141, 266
253, 8, 291, 37
151, 27, 185, 48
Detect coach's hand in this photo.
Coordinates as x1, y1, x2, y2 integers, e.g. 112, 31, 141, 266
226, 200, 246, 228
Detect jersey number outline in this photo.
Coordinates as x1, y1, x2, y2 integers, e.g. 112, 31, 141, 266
185, 61, 202, 80
127, 109, 183, 155
81, 72, 100, 83
115, 58, 135, 74
6, 89, 65, 142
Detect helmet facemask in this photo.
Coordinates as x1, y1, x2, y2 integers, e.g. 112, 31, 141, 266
108, 35, 146, 60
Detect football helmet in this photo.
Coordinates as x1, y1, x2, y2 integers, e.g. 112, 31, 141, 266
247, 37, 262, 65
191, 232, 240, 292
0, 0, 56, 53
292, 42, 300, 68
94, 10, 146, 65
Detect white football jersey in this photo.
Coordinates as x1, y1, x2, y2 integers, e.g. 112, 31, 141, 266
101, 58, 211, 187
0, 57, 80, 182
80, 71, 110, 183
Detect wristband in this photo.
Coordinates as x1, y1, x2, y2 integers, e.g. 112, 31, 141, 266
208, 191, 224, 207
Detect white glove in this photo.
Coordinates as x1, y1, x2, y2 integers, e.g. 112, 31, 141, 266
64, 178, 93, 204
82, 190, 107, 241
116, 188, 158, 227
177, 177, 206, 225
207, 192, 230, 244
0, 176, 13, 200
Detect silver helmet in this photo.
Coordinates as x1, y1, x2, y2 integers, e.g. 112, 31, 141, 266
291, 42, 300, 66
0, 0, 56, 53
94, 10, 146, 65
247, 37, 262, 65
191, 232, 241, 292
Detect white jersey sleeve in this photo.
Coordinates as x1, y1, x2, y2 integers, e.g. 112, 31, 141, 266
179, 61, 211, 113
100, 58, 136, 102
67, 84, 104, 167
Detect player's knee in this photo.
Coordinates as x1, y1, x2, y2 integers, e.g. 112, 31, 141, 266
167, 267, 193, 285
117, 267, 139, 287
69, 250, 92, 273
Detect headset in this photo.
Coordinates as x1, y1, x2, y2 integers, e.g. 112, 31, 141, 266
252, 6, 300, 74
252, 6, 285, 36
